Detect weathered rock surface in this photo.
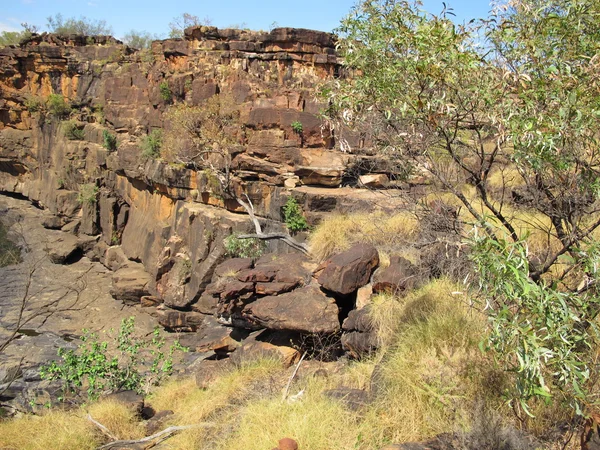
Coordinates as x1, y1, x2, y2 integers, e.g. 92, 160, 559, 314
199, 253, 316, 322
44, 230, 80, 263
110, 263, 152, 303
318, 244, 380, 295
373, 256, 423, 294
242, 285, 340, 333
341, 306, 377, 359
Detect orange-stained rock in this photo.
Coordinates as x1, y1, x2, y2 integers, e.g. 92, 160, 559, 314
278, 437, 299, 450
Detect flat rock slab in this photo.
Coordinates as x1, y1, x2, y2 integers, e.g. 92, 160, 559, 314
318, 243, 379, 295
242, 285, 340, 334
111, 263, 152, 303
44, 230, 79, 264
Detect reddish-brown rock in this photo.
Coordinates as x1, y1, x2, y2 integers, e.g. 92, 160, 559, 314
242, 285, 340, 333
318, 244, 380, 295
372, 256, 423, 294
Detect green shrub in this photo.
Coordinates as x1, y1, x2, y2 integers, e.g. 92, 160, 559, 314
282, 196, 309, 233
159, 81, 172, 102
224, 234, 266, 258
46, 94, 71, 118
63, 121, 85, 140
102, 129, 117, 151
77, 183, 98, 205
24, 95, 43, 113
141, 129, 162, 159
40, 317, 187, 399
291, 120, 303, 134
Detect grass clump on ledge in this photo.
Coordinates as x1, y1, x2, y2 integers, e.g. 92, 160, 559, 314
309, 210, 419, 261
141, 129, 162, 159
63, 120, 85, 140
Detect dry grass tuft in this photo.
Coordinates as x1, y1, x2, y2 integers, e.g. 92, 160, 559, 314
0, 411, 97, 450
212, 377, 361, 450
309, 210, 419, 261
87, 400, 145, 440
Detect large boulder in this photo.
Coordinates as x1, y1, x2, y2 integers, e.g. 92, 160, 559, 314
198, 253, 316, 320
110, 263, 152, 303
318, 244, 379, 295
242, 285, 340, 334
44, 231, 79, 264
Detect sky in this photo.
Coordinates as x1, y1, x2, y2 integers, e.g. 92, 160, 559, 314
1, 0, 493, 40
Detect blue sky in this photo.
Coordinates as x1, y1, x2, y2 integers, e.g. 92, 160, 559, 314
1, 0, 493, 40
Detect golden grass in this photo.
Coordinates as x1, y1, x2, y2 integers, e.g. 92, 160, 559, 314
355, 279, 497, 446
213, 377, 360, 450
309, 210, 419, 261
0, 411, 97, 450
147, 358, 285, 449
87, 400, 145, 440
0, 282, 571, 450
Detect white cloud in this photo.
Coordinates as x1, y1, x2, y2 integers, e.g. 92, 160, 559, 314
0, 22, 20, 33
88, 1, 97, 6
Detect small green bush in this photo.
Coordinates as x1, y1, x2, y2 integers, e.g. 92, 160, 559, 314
282, 196, 309, 233
224, 234, 266, 258
63, 121, 85, 140
102, 130, 117, 151
77, 183, 98, 205
40, 317, 187, 399
141, 129, 162, 159
159, 81, 172, 102
291, 120, 303, 134
24, 95, 43, 113
46, 94, 71, 118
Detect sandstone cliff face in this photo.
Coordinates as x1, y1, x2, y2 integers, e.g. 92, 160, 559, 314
0, 27, 401, 316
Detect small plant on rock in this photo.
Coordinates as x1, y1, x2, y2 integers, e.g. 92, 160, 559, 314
159, 81, 172, 102
77, 183, 98, 205
63, 121, 85, 140
102, 129, 117, 151
40, 317, 187, 399
46, 93, 72, 118
291, 120, 303, 134
141, 129, 162, 159
24, 95, 43, 113
282, 196, 309, 233
224, 234, 266, 258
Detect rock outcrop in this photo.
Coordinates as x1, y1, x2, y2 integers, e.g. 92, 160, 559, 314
0, 27, 414, 366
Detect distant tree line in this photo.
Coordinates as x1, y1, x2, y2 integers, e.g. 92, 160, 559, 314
0, 12, 215, 49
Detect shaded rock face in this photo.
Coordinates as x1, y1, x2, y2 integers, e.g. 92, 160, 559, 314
341, 306, 377, 359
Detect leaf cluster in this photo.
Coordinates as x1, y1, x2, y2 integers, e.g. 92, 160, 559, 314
46, 13, 113, 36
47, 94, 72, 119
282, 196, 309, 233
224, 234, 266, 258
102, 130, 117, 151
140, 129, 162, 159
40, 317, 187, 399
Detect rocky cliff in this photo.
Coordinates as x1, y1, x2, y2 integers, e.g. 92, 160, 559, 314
0, 27, 410, 356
